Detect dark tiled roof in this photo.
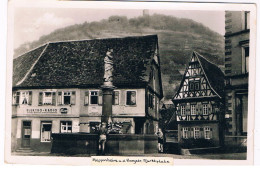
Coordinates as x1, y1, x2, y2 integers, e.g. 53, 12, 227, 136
194, 51, 225, 98
13, 35, 158, 88
13, 45, 47, 86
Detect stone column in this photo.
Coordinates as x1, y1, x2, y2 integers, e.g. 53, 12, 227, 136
101, 49, 115, 124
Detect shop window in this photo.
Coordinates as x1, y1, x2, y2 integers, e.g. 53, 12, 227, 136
191, 105, 196, 115
90, 122, 100, 133
182, 127, 188, 139
112, 91, 119, 105
126, 91, 136, 105
60, 121, 72, 133
41, 122, 52, 142
204, 127, 212, 139
194, 127, 200, 139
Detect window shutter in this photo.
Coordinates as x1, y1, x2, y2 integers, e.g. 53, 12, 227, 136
52, 92, 56, 106
38, 92, 43, 106
84, 91, 89, 105
198, 102, 202, 114
186, 103, 190, 115
200, 128, 204, 138
98, 90, 103, 105
57, 92, 62, 105
208, 104, 211, 114
190, 128, 194, 138
180, 128, 183, 138
187, 128, 191, 138
28, 91, 32, 105
210, 128, 213, 139
15, 92, 20, 104
71, 91, 76, 105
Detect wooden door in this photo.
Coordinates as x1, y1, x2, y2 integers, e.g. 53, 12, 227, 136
22, 121, 31, 147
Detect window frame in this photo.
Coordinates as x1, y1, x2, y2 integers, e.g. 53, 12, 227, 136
194, 127, 200, 139
89, 90, 99, 105
182, 127, 189, 139
42, 92, 53, 105
203, 104, 209, 115
60, 121, 72, 133
125, 90, 137, 106
191, 104, 196, 115
40, 121, 52, 143
180, 105, 186, 116
13, 91, 20, 105
204, 126, 211, 139
112, 90, 120, 105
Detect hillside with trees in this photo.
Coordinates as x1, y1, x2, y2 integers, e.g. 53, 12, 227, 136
14, 14, 224, 100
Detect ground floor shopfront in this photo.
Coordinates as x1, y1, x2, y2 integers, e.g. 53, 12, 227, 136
11, 116, 159, 152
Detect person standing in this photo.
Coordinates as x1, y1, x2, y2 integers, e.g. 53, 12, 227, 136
157, 128, 164, 153
99, 122, 108, 155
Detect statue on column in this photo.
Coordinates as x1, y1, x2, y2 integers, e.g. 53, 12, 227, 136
103, 49, 114, 87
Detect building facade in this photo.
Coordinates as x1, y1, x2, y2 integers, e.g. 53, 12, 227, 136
11, 35, 163, 152
224, 11, 250, 147
172, 52, 225, 149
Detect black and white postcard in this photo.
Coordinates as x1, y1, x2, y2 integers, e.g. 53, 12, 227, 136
4, 0, 257, 165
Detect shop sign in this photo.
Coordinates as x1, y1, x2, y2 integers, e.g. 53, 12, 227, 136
27, 108, 58, 114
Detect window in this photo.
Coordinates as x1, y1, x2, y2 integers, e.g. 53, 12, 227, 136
112, 91, 119, 105
203, 104, 208, 115
126, 91, 136, 105
90, 122, 100, 133
39, 92, 56, 106
194, 127, 200, 139
14, 91, 32, 105
60, 121, 72, 133
189, 81, 200, 91
204, 127, 212, 139
181, 105, 185, 116
57, 91, 76, 105
148, 93, 154, 109
13, 92, 20, 105
245, 11, 250, 30
191, 105, 196, 115
21, 92, 29, 104
182, 127, 188, 139
43, 92, 52, 105
243, 46, 249, 74
195, 82, 200, 90
90, 91, 98, 104
41, 122, 52, 142
189, 81, 194, 91
63, 92, 71, 105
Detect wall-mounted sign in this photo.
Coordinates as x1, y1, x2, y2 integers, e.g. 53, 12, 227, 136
27, 108, 58, 114
60, 108, 68, 114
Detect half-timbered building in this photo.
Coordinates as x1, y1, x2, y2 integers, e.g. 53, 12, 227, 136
172, 51, 225, 148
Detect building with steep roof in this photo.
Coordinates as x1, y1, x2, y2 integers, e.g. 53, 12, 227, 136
171, 51, 225, 149
11, 35, 163, 152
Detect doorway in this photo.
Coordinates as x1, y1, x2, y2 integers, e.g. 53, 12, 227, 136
22, 121, 31, 147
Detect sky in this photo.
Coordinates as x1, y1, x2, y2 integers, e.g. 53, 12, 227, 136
14, 8, 225, 49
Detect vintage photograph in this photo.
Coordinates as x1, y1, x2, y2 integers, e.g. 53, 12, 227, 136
5, 0, 256, 165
